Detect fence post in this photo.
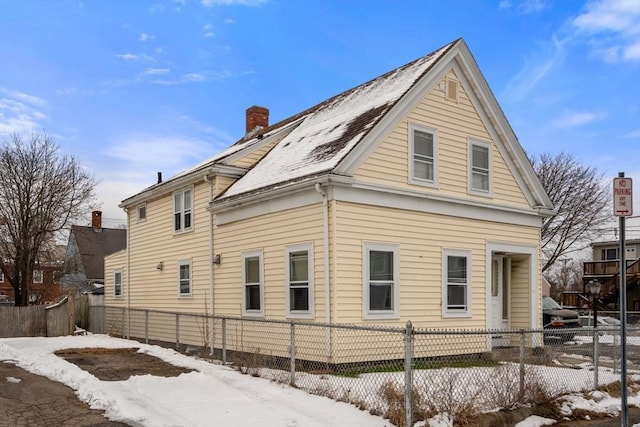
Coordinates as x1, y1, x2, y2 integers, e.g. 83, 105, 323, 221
176, 313, 180, 350
593, 328, 599, 388
145, 310, 149, 344
222, 318, 227, 364
290, 322, 296, 386
519, 329, 525, 397
404, 321, 414, 427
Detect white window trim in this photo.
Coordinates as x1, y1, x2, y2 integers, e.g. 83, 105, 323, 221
177, 259, 192, 297
442, 249, 472, 318
242, 249, 264, 317
114, 269, 123, 298
137, 203, 147, 222
408, 123, 438, 188
173, 187, 194, 234
468, 139, 492, 196
285, 243, 314, 319
363, 242, 399, 320
33, 269, 43, 284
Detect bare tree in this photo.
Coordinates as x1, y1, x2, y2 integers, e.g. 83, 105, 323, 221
531, 152, 611, 272
0, 132, 97, 306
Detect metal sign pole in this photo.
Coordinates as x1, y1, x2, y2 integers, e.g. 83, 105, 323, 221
615, 171, 631, 427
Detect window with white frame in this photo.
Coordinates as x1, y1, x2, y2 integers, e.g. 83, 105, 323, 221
443, 250, 471, 315
364, 243, 399, 318
114, 269, 123, 297
286, 244, 313, 316
243, 250, 263, 315
470, 141, 491, 193
33, 270, 43, 284
173, 188, 193, 232
178, 260, 191, 296
409, 124, 437, 185
137, 203, 147, 221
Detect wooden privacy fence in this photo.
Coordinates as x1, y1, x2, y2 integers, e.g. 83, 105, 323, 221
0, 294, 89, 338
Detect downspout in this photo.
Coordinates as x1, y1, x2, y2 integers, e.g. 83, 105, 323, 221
315, 183, 330, 324
122, 206, 130, 338
204, 173, 215, 355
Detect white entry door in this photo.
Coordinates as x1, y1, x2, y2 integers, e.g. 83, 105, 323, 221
490, 256, 508, 330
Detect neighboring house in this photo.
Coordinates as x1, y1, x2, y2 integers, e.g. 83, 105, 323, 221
579, 239, 640, 311
106, 38, 554, 356
0, 245, 66, 305
64, 211, 126, 296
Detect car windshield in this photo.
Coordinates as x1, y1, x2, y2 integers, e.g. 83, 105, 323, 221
542, 296, 562, 310
602, 317, 620, 325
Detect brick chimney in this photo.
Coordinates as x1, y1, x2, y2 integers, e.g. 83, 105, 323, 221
92, 210, 102, 232
246, 106, 269, 134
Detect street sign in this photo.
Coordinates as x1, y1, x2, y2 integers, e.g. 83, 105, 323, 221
613, 177, 633, 217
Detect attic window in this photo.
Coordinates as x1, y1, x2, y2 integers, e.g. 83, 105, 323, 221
446, 78, 458, 102
137, 203, 147, 222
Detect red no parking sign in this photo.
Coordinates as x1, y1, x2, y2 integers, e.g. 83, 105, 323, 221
613, 177, 633, 217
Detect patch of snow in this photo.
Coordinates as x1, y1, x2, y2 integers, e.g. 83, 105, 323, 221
514, 415, 556, 427
6, 376, 21, 383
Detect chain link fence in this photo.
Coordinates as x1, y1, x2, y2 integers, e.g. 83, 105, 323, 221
89, 306, 636, 426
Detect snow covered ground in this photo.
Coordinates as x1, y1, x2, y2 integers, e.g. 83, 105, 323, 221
1, 333, 640, 427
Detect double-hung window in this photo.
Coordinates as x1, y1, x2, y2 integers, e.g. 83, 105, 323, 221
174, 188, 193, 232
470, 140, 491, 194
137, 203, 147, 222
243, 250, 263, 316
286, 244, 313, 317
33, 270, 43, 284
409, 124, 437, 185
114, 269, 123, 297
178, 260, 191, 296
443, 249, 471, 316
364, 243, 399, 318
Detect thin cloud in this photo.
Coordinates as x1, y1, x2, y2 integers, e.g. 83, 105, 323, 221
550, 111, 606, 128
622, 129, 640, 139
139, 33, 155, 42
501, 36, 566, 102
518, 0, 547, 14
115, 53, 138, 60
201, 0, 267, 7
572, 0, 640, 63
0, 89, 50, 135
498, 0, 511, 10
151, 70, 232, 85
105, 134, 218, 176
141, 68, 170, 76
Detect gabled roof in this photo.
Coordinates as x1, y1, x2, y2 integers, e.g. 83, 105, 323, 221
218, 40, 456, 200
121, 38, 553, 213
70, 226, 126, 281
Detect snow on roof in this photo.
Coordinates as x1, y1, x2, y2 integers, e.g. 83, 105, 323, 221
219, 40, 455, 199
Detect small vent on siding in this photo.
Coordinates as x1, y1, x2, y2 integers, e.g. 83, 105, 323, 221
446, 78, 458, 102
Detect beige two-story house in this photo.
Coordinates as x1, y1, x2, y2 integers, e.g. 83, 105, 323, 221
106, 38, 554, 354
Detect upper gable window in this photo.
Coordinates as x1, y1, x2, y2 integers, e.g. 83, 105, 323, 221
409, 124, 437, 186
174, 188, 193, 233
469, 140, 491, 195
137, 203, 147, 222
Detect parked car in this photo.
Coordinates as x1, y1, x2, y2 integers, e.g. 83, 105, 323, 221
542, 296, 580, 341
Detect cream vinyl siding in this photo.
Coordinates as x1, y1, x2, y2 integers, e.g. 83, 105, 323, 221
354, 69, 529, 209
127, 180, 211, 312
332, 201, 539, 328
228, 140, 279, 169
215, 175, 238, 197
509, 254, 531, 329
105, 249, 127, 306
213, 204, 325, 320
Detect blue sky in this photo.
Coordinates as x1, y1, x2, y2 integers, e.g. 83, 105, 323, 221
0, 0, 639, 235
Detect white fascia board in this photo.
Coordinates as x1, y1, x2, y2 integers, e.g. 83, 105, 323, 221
342, 182, 545, 227
120, 168, 216, 209
211, 174, 354, 222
